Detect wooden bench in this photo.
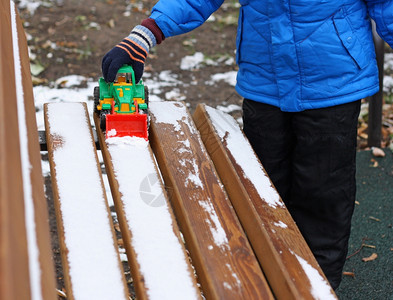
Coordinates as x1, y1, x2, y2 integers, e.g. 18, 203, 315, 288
2, 2, 338, 299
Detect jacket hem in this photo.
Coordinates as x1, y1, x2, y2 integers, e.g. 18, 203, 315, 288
236, 84, 379, 112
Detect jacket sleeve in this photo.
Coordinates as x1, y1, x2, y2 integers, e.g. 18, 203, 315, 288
149, 0, 224, 38
365, 0, 393, 47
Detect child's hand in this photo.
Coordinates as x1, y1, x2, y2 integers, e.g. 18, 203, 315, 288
102, 25, 156, 83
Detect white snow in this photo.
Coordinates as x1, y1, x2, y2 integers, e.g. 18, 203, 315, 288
216, 104, 241, 114
205, 106, 282, 208
273, 221, 288, 228
17, 0, 43, 14
33, 77, 97, 130
11, 2, 42, 299
293, 252, 336, 300
199, 200, 229, 250
180, 52, 235, 71
55, 75, 88, 88
150, 101, 198, 135
105, 136, 200, 300
208, 71, 237, 87
180, 52, 205, 70
165, 89, 186, 101
384, 75, 393, 93
45, 102, 127, 300
41, 157, 51, 176
384, 53, 393, 71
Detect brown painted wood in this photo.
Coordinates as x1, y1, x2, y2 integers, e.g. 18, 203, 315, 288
149, 101, 273, 300
15, 5, 57, 299
193, 104, 337, 300
44, 103, 74, 300
94, 114, 201, 300
0, 1, 31, 299
45, 103, 128, 300
1, 1, 56, 299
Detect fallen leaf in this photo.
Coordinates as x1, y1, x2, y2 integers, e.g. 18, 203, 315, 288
359, 132, 368, 140
370, 158, 379, 167
56, 289, 66, 298
30, 63, 45, 76
31, 76, 47, 85
343, 271, 355, 278
357, 123, 368, 135
114, 223, 121, 232
362, 253, 378, 262
369, 216, 381, 222
108, 19, 115, 28
47, 27, 55, 35
372, 147, 386, 157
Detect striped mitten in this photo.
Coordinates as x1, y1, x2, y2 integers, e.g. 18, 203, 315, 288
102, 21, 163, 83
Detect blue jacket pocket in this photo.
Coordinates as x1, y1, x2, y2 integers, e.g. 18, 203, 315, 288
333, 9, 369, 69
297, 8, 372, 98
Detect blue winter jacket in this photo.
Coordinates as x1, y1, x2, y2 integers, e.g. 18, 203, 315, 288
150, 0, 393, 112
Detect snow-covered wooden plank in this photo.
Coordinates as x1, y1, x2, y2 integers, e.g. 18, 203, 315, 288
1, 1, 56, 299
149, 101, 273, 300
45, 102, 128, 300
193, 104, 337, 300
94, 115, 201, 300
0, 2, 31, 299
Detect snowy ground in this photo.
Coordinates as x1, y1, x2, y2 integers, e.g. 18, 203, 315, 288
33, 53, 240, 132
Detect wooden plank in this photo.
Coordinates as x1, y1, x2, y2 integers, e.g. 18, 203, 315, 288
193, 104, 337, 300
45, 102, 128, 300
149, 101, 273, 300
14, 2, 57, 298
94, 114, 201, 300
1, 1, 56, 299
0, 1, 31, 299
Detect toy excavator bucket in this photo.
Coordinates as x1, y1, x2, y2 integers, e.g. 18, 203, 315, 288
106, 113, 148, 140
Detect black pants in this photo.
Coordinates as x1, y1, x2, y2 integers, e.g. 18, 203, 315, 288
242, 99, 361, 290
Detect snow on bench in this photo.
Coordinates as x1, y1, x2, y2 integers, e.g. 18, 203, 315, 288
149, 101, 274, 300
44, 102, 128, 300
94, 116, 201, 300
1, 1, 56, 299
193, 104, 337, 300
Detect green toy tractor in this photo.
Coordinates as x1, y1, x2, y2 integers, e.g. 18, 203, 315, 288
94, 65, 149, 139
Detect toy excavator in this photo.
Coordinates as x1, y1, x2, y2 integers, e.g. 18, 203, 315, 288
94, 65, 149, 140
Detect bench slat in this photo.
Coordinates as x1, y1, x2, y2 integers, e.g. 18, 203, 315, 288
193, 104, 337, 300
1, 1, 56, 299
94, 114, 201, 300
15, 5, 58, 298
149, 101, 273, 300
45, 102, 128, 300
0, 2, 31, 298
